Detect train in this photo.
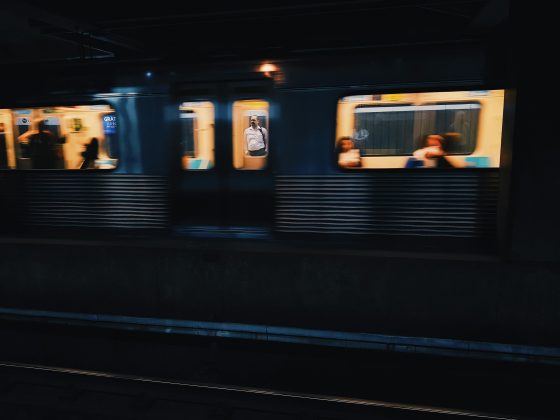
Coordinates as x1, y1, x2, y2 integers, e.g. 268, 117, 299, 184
0, 35, 559, 365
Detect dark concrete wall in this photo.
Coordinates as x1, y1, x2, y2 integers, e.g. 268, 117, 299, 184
1, 241, 559, 347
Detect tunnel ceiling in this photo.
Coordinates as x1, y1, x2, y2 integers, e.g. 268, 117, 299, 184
0, 1, 510, 67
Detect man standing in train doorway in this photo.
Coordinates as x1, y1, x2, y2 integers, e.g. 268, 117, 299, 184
244, 115, 268, 156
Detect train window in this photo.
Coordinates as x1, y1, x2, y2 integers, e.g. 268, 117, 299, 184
232, 100, 269, 170
353, 104, 415, 155
336, 90, 504, 169
180, 101, 215, 170
0, 105, 118, 170
433, 103, 480, 155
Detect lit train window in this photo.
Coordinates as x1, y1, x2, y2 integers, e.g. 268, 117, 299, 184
354, 104, 415, 155
0, 105, 118, 170
180, 101, 215, 170
232, 100, 269, 170
336, 90, 504, 169
433, 103, 480, 155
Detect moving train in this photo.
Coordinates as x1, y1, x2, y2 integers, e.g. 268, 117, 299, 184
0, 39, 558, 364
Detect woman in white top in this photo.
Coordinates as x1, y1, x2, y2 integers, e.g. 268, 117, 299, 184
411, 134, 454, 168
336, 136, 361, 168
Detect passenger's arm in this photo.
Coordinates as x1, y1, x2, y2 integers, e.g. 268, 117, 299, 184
17, 130, 35, 143
425, 149, 445, 158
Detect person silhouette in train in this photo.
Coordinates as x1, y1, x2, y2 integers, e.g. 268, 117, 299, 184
409, 134, 454, 168
80, 137, 99, 169
336, 136, 361, 168
17, 119, 65, 169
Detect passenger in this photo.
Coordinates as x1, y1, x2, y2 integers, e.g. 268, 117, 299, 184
80, 137, 99, 169
409, 134, 454, 168
336, 136, 361, 168
244, 115, 268, 156
17, 120, 64, 169
0, 122, 7, 169
441, 131, 463, 154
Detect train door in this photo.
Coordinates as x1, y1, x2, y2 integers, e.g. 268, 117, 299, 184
225, 96, 274, 234
13, 110, 32, 169
42, 115, 64, 169
175, 93, 224, 231
174, 82, 274, 237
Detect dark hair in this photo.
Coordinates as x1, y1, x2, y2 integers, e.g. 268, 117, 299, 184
441, 132, 462, 153
423, 134, 445, 148
336, 136, 354, 154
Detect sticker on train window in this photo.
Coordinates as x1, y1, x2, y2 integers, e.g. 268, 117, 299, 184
335, 90, 504, 169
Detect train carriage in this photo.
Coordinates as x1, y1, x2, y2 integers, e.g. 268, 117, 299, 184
1, 1, 559, 364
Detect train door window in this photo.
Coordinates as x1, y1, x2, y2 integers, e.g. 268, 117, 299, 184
232, 100, 269, 170
0, 105, 118, 170
336, 90, 504, 169
180, 101, 215, 170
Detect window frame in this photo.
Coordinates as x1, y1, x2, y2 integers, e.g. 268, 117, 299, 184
232, 98, 271, 171
179, 100, 216, 172
0, 101, 119, 171
430, 100, 481, 156
352, 103, 415, 157
351, 101, 482, 157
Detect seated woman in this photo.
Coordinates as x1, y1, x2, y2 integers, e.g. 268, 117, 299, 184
409, 134, 454, 168
336, 136, 361, 168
